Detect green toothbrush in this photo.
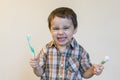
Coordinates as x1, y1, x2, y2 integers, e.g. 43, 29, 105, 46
27, 34, 39, 70
27, 34, 35, 57
101, 56, 110, 65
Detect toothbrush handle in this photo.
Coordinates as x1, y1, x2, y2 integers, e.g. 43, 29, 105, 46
101, 61, 106, 64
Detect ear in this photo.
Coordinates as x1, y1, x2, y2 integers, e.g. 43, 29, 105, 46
73, 27, 77, 34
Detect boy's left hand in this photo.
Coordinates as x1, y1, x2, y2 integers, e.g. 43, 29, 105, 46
93, 64, 104, 75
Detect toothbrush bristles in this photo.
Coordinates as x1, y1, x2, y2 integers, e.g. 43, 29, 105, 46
104, 56, 110, 62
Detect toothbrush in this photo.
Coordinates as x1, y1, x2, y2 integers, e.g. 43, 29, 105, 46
101, 56, 110, 64
27, 34, 39, 70
27, 34, 36, 58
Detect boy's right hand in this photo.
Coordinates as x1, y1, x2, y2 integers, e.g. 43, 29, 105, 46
29, 57, 40, 69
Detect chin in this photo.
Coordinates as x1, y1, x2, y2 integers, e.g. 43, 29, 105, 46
58, 42, 69, 46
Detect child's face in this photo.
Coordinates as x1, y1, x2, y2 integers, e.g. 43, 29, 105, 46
50, 16, 77, 47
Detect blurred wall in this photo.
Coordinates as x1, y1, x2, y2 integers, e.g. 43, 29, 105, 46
0, 0, 120, 80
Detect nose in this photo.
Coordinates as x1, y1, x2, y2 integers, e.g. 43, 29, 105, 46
58, 29, 64, 35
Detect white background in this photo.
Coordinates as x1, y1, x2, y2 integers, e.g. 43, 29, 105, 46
0, 0, 120, 80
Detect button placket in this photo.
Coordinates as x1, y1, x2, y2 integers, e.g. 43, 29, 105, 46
59, 54, 65, 79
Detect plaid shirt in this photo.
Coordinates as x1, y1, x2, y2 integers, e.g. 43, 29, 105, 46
38, 38, 92, 80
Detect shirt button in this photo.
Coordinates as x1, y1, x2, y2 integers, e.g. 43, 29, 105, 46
61, 64, 64, 67
59, 75, 62, 78
62, 54, 65, 57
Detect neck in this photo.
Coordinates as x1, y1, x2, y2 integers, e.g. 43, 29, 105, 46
57, 45, 66, 54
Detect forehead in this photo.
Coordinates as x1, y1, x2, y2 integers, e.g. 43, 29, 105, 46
51, 16, 73, 26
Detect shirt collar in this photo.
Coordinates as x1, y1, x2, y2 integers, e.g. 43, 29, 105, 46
46, 37, 78, 48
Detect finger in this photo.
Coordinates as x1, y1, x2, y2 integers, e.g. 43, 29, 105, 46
30, 62, 38, 68
98, 64, 104, 70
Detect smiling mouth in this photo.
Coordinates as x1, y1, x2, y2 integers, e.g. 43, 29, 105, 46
57, 37, 67, 42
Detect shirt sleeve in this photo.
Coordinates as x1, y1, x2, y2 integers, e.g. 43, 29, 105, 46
79, 48, 92, 76
38, 47, 47, 72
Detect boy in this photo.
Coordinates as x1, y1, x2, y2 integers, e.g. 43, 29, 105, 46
29, 7, 104, 80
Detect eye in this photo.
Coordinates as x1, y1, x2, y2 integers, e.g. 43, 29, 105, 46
64, 26, 69, 30
52, 27, 59, 30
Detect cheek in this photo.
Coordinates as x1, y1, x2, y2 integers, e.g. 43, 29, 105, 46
51, 32, 57, 38
66, 31, 74, 37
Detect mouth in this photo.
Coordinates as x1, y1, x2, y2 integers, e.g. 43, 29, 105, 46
57, 37, 67, 42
